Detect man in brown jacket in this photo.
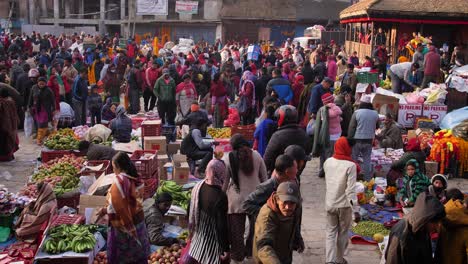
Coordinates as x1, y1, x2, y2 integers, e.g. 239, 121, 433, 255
253, 181, 303, 264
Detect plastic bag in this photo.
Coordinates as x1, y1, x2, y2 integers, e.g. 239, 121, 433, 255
84, 124, 112, 143
405, 92, 424, 104
440, 106, 468, 129
24, 112, 34, 138
306, 119, 315, 136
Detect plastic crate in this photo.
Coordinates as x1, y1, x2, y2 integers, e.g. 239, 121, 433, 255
130, 150, 158, 179
41, 149, 72, 163
143, 177, 158, 199
141, 119, 162, 137
79, 160, 111, 178
357, 72, 379, 84
230, 124, 256, 141
131, 116, 148, 129
49, 214, 85, 228
56, 193, 81, 210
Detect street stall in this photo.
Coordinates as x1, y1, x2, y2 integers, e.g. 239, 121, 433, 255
340, 0, 468, 64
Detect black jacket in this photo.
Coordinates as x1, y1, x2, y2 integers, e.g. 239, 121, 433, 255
263, 124, 312, 174
385, 192, 445, 264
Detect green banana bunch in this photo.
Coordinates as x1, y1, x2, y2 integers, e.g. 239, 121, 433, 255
44, 224, 99, 254
155, 180, 191, 210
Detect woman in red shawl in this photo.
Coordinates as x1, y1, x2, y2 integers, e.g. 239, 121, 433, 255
291, 75, 305, 107
211, 73, 228, 128
176, 74, 198, 119
0, 89, 18, 161
99, 152, 150, 263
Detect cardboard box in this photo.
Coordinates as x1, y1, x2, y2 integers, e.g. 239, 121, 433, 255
164, 214, 188, 229
372, 94, 399, 117
425, 161, 439, 178
407, 130, 417, 139
79, 195, 108, 225
397, 104, 423, 128
167, 141, 181, 156
157, 155, 169, 180
172, 154, 190, 185
422, 104, 447, 127
144, 136, 167, 154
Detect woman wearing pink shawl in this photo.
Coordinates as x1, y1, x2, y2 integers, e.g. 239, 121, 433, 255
188, 158, 230, 264
327, 55, 338, 81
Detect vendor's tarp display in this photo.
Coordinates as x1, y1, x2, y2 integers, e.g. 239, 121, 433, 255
440, 106, 468, 129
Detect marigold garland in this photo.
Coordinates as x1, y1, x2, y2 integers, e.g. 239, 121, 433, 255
429, 129, 460, 175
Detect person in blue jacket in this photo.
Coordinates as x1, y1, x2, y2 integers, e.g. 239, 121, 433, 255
266, 68, 293, 105
307, 77, 334, 119
254, 104, 277, 157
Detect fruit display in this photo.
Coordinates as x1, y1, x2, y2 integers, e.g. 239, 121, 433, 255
207, 127, 231, 139
39, 154, 85, 170
72, 125, 89, 139
380, 78, 391, 90
33, 162, 79, 182
148, 243, 182, 264
178, 230, 189, 241
352, 221, 390, 238
18, 183, 39, 199
44, 134, 80, 150
373, 233, 385, 243
94, 251, 108, 264
43, 224, 98, 254
156, 181, 191, 211
32, 162, 80, 196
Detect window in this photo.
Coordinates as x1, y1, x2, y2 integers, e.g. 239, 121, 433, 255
192, 0, 204, 20
167, 0, 179, 20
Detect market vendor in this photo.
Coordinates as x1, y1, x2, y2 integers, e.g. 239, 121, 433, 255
376, 113, 404, 150
109, 105, 132, 143
176, 101, 210, 128
143, 192, 180, 246
391, 138, 426, 174
399, 159, 430, 213
388, 62, 411, 93
428, 174, 448, 204
78, 140, 117, 161
180, 118, 218, 177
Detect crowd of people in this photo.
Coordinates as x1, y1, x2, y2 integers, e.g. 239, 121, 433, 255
0, 30, 467, 264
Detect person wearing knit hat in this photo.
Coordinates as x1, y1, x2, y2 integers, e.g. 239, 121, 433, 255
321, 92, 334, 105
324, 136, 360, 264
312, 92, 342, 178
428, 174, 448, 203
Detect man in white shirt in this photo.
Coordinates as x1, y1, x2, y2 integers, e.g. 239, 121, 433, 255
389, 62, 412, 93
324, 136, 360, 264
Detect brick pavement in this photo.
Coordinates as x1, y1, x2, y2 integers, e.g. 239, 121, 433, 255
2, 131, 468, 264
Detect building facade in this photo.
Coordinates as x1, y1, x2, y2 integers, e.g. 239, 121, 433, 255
3, 0, 351, 45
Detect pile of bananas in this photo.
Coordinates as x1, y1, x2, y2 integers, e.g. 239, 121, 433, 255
207, 127, 231, 139
53, 175, 81, 196
44, 224, 98, 254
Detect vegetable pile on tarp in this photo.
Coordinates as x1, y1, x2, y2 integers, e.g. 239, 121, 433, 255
352, 221, 390, 238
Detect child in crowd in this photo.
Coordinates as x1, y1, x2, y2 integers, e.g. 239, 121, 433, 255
253, 104, 277, 157
87, 85, 103, 126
